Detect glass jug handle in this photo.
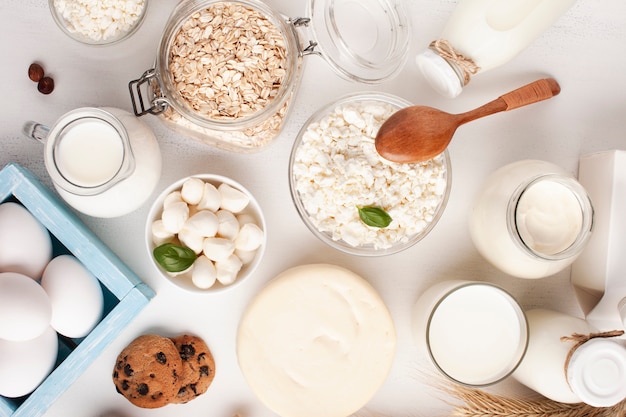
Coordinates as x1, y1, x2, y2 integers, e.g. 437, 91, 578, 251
23, 121, 50, 144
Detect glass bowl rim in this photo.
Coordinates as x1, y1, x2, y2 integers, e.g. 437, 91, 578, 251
48, 0, 149, 46
288, 91, 452, 257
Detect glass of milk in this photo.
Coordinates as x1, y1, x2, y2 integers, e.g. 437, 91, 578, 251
412, 280, 528, 386
24, 107, 161, 218
470, 160, 593, 279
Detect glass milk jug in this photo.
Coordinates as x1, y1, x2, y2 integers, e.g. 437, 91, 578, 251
469, 160, 593, 279
24, 107, 162, 218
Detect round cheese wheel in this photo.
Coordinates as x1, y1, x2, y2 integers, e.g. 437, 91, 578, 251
237, 263, 396, 417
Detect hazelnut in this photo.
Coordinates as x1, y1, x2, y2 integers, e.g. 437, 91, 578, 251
28, 63, 44, 82
37, 77, 55, 95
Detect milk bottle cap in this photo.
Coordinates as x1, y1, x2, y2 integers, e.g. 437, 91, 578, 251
567, 338, 626, 407
415, 48, 464, 98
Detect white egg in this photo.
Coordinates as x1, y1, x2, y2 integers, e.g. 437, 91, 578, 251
0, 272, 52, 341
0, 326, 58, 398
0, 202, 52, 279
40, 255, 104, 338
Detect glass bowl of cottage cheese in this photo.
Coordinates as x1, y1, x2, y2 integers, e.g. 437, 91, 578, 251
289, 92, 451, 256
49, 0, 148, 46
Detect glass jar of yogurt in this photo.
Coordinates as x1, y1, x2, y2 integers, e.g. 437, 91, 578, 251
129, 0, 410, 152
469, 160, 594, 279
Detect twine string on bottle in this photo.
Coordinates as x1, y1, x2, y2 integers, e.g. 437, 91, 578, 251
429, 39, 480, 86
560, 330, 625, 384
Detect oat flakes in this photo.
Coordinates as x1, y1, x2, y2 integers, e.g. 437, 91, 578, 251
168, 2, 289, 121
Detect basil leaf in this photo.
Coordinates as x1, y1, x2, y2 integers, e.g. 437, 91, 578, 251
153, 243, 197, 273
357, 206, 392, 228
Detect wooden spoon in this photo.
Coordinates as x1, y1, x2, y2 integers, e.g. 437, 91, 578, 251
375, 78, 561, 163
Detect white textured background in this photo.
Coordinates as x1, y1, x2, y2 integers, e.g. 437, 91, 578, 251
1, 0, 625, 416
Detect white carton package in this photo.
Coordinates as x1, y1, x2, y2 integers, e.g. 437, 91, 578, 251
571, 150, 626, 336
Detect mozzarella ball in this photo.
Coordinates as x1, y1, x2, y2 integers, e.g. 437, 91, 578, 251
151, 219, 174, 246
217, 210, 240, 240
184, 210, 219, 237
203, 237, 236, 262
191, 256, 217, 289
237, 213, 256, 227
178, 228, 205, 254
235, 248, 257, 265
181, 177, 205, 205
197, 182, 221, 212
235, 223, 264, 251
163, 191, 183, 208
219, 183, 250, 213
216, 254, 243, 285
161, 201, 189, 234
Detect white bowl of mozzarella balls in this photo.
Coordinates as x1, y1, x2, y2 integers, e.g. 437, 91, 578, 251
146, 174, 266, 293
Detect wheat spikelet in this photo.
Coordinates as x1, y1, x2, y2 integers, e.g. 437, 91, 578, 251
440, 383, 626, 417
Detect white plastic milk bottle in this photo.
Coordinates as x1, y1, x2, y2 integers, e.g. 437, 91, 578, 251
416, 0, 577, 98
512, 308, 626, 407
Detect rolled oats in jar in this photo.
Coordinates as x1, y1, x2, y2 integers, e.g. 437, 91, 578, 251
130, 0, 303, 151
130, 0, 411, 152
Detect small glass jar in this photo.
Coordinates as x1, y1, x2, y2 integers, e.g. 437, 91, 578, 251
129, 0, 410, 152
469, 160, 594, 279
49, 0, 149, 46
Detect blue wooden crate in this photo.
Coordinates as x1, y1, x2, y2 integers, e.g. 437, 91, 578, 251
0, 163, 154, 417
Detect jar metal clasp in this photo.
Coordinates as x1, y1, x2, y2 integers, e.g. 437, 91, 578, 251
128, 68, 169, 117
290, 17, 320, 57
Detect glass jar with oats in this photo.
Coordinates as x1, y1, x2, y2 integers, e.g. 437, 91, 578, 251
129, 0, 411, 152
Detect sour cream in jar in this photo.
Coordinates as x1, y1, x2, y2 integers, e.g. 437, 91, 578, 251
469, 160, 593, 279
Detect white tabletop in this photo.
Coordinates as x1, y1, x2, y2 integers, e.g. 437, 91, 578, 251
2, 1, 626, 416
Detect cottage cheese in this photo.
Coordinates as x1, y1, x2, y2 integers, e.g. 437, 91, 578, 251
53, 0, 146, 43
291, 98, 448, 250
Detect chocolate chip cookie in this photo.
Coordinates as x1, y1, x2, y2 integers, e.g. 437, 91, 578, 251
170, 334, 216, 403
112, 334, 183, 408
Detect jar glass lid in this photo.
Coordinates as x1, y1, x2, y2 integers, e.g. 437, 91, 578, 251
307, 0, 411, 83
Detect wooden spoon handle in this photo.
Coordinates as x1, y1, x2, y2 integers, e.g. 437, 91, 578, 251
500, 78, 561, 110
455, 78, 561, 125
